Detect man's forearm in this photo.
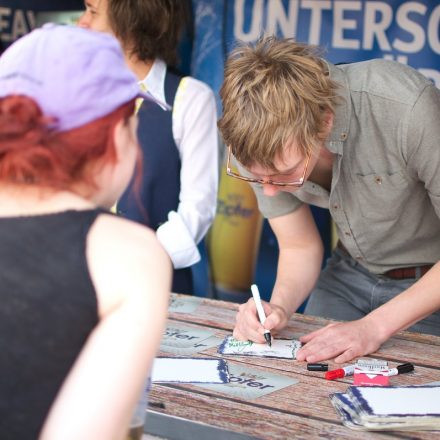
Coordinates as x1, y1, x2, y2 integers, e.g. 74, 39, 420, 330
270, 246, 323, 317
365, 262, 440, 341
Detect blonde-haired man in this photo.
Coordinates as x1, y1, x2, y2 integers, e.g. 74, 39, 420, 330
219, 36, 440, 363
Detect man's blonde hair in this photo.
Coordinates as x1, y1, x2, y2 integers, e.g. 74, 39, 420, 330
218, 36, 340, 169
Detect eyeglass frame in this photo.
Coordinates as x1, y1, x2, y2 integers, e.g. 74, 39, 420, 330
226, 145, 311, 187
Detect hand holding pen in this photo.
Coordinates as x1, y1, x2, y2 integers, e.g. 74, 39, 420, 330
250, 284, 272, 347
232, 287, 288, 344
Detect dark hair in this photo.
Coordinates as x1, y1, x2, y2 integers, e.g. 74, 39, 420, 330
107, 0, 191, 66
0, 95, 136, 191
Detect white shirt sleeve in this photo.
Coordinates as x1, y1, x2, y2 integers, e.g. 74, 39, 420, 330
156, 76, 219, 269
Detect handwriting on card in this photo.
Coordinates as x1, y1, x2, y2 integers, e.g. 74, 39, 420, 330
218, 336, 302, 359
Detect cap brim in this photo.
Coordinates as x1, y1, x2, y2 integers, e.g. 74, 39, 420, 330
138, 90, 172, 111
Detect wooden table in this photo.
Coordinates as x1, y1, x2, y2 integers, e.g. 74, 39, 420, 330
144, 294, 440, 440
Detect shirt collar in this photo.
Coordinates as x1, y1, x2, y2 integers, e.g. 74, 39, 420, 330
138, 58, 168, 106
325, 62, 352, 155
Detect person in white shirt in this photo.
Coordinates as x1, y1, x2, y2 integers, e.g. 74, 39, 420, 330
79, 0, 218, 294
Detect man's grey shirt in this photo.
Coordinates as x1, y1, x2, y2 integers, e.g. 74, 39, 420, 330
247, 59, 440, 274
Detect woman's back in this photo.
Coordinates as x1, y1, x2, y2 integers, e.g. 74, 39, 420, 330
0, 209, 101, 439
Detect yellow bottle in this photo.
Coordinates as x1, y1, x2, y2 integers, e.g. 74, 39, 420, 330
207, 163, 263, 302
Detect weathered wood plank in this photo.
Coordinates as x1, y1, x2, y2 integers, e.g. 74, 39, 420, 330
160, 322, 440, 427
169, 294, 440, 345
159, 295, 440, 438
164, 317, 440, 374
149, 384, 434, 440
168, 295, 440, 367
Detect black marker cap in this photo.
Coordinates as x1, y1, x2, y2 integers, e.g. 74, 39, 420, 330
397, 362, 414, 374
307, 363, 328, 371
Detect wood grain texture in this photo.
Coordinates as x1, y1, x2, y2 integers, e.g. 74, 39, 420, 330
168, 295, 440, 367
153, 294, 440, 439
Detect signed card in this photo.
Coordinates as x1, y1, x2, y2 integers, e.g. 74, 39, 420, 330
198, 363, 299, 399
218, 335, 302, 359
151, 358, 229, 384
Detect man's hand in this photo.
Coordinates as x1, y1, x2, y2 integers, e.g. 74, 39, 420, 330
233, 298, 289, 343
296, 317, 385, 363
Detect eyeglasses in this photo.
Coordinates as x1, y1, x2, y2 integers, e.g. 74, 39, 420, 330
226, 145, 311, 187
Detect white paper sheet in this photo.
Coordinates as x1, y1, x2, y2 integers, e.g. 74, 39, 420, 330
331, 386, 440, 431
352, 386, 440, 416
151, 357, 229, 384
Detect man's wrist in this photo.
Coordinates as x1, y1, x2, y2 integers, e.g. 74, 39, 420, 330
270, 290, 301, 318
363, 309, 394, 343
269, 301, 289, 318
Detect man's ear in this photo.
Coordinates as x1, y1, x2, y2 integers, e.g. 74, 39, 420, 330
321, 110, 334, 138
324, 109, 334, 126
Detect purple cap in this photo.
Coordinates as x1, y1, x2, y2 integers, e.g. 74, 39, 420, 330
0, 24, 170, 132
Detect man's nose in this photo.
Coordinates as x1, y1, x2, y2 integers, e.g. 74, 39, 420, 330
262, 183, 280, 197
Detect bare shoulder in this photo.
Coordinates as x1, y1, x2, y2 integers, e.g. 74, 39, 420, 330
86, 213, 171, 317
89, 213, 167, 260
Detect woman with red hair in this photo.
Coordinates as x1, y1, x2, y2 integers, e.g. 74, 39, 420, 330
0, 25, 171, 439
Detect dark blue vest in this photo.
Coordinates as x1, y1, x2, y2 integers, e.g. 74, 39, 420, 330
118, 69, 193, 294
118, 70, 181, 229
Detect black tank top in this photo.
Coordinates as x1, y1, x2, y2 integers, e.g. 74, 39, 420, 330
0, 209, 101, 439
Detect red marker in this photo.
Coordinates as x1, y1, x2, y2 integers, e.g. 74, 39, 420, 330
325, 364, 356, 380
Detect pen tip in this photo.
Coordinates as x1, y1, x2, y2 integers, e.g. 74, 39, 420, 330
264, 332, 272, 347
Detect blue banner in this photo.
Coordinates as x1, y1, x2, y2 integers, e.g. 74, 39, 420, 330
193, 0, 440, 94
191, 1, 226, 114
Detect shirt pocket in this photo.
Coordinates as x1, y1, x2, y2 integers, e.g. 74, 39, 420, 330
353, 171, 410, 221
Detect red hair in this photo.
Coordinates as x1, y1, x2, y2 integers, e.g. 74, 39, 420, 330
0, 95, 136, 191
